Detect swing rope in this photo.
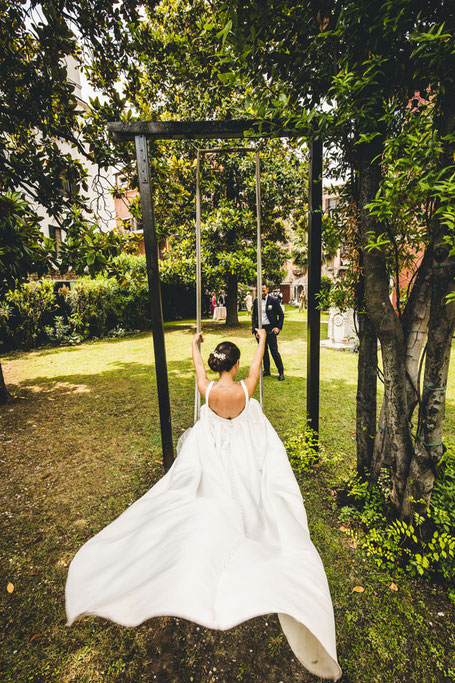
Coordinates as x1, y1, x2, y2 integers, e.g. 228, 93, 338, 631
194, 147, 264, 423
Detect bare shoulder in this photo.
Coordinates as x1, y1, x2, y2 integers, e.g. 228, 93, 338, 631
242, 376, 257, 398
197, 377, 211, 397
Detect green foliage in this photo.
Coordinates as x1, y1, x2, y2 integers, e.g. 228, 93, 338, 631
328, 279, 354, 312
316, 276, 333, 311
0, 0, 140, 221
150, 144, 304, 297
432, 447, 455, 533
0, 276, 150, 349
0, 280, 56, 350
0, 267, 196, 350
0, 193, 54, 296
284, 426, 320, 475
65, 275, 150, 339
45, 316, 82, 346
291, 212, 342, 270
57, 217, 142, 277
107, 253, 147, 283
339, 451, 455, 581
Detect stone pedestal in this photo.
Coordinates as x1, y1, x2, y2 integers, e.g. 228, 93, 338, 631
321, 307, 357, 350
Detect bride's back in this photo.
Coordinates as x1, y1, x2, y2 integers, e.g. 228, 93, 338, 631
207, 382, 246, 419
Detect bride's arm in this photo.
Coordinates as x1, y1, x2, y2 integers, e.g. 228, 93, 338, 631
243, 329, 266, 397
192, 332, 210, 395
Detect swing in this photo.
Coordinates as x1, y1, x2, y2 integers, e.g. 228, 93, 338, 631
109, 120, 323, 469
194, 146, 264, 423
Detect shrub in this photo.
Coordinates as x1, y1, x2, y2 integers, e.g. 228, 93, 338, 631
0, 280, 56, 349
284, 426, 320, 475
45, 316, 82, 346
108, 253, 147, 281
66, 275, 151, 338
0, 267, 195, 351
338, 449, 455, 582
66, 275, 114, 338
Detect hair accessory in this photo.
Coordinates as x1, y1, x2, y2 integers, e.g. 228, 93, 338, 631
212, 350, 226, 360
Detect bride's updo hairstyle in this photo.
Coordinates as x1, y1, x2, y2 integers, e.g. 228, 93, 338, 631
208, 341, 240, 374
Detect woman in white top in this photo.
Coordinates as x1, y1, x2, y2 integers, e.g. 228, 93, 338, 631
65, 330, 341, 680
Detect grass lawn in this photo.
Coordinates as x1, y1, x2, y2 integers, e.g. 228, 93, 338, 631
1, 307, 454, 682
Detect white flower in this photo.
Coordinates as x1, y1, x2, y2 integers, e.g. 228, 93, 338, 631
212, 350, 226, 360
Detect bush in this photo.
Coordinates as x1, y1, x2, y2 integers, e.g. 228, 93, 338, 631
65, 275, 151, 339
0, 268, 197, 351
338, 449, 455, 582
0, 280, 56, 349
284, 426, 320, 475
45, 316, 82, 346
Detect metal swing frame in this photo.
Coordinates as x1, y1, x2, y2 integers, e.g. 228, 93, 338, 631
108, 120, 322, 473
194, 146, 264, 424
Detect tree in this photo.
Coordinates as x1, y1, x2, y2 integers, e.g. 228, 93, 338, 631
0, 0, 144, 403
155, 143, 307, 325
0, 0, 142, 247
291, 211, 342, 271
86, 0, 309, 326
207, 0, 455, 518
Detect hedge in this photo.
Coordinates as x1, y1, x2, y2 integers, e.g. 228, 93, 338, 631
0, 276, 195, 351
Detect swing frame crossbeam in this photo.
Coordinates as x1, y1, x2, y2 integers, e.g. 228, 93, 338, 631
108, 120, 322, 472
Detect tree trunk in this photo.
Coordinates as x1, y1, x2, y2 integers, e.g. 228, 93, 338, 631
355, 273, 378, 476
371, 250, 433, 478
401, 91, 455, 517
225, 272, 240, 326
358, 140, 414, 514
402, 253, 433, 422
0, 359, 9, 404
402, 274, 455, 517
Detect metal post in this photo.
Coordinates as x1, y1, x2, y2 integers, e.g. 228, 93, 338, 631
307, 140, 323, 445
255, 150, 264, 408
194, 150, 202, 423
134, 135, 174, 471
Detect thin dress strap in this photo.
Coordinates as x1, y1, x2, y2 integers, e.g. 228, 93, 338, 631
205, 380, 215, 403
240, 380, 249, 407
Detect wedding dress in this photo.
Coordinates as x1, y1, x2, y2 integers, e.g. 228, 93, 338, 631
65, 380, 342, 680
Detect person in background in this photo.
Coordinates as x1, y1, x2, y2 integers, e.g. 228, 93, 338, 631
244, 291, 253, 313
211, 293, 217, 316
218, 289, 227, 306
251, 284, 285, 381
202, 288, 211, 318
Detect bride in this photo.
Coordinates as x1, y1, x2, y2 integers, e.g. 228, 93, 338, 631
65, 330, 341, 680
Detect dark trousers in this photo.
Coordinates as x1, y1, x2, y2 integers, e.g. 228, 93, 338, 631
202, 299, 211, 317
257, 325, 284, 374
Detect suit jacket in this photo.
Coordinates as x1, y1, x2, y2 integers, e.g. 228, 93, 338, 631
252, 294, 284, 333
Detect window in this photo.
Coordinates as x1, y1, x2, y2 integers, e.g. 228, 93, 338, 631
122, 218, 134, 232
121, 216, 143, 232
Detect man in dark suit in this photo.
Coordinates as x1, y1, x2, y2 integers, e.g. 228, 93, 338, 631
252, 284, 285, 380
202, 288, 211, 318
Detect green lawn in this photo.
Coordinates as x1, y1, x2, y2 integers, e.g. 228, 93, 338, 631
1, 309, 454, 682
